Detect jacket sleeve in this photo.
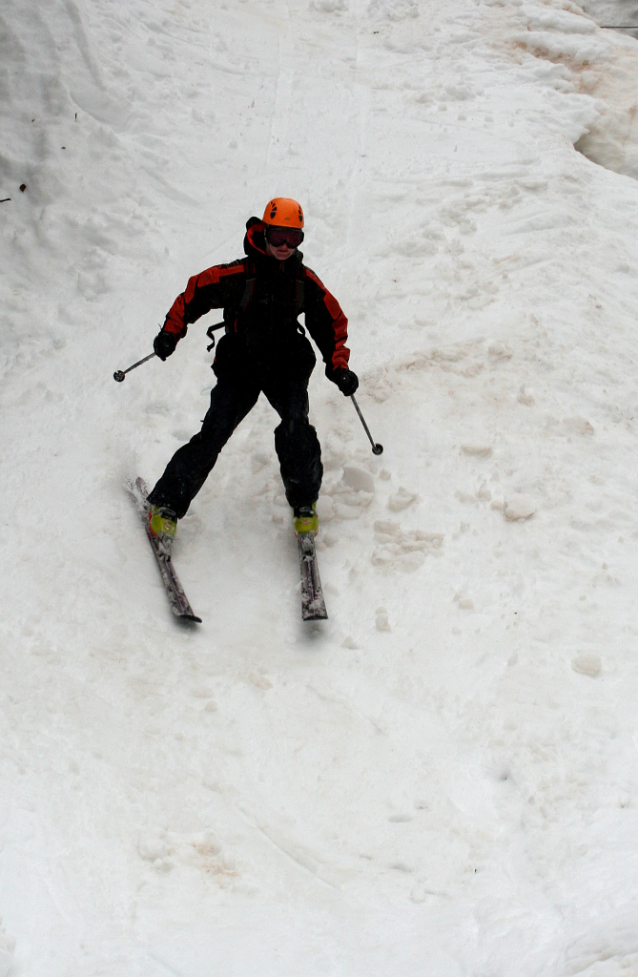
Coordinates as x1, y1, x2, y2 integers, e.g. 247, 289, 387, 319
303, 267, 350, 374
161, 260, 246, 339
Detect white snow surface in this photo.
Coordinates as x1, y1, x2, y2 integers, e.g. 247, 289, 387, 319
3, 0, 638, 973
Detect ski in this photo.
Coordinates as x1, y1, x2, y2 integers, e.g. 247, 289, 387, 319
297, 532, 328, 621
127, 477, 202, 623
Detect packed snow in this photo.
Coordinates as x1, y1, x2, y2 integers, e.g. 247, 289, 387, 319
3, 0, 638, 973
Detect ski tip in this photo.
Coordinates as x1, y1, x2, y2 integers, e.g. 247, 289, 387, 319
302, 608, 328, 622
171, 609, 202, 624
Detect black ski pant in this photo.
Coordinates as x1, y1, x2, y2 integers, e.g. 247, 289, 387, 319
147, 373, 323, 519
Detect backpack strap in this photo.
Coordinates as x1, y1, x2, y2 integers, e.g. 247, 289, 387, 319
239, 257, 257, 312
224, 258, 256, 333
295, 269, 305, 316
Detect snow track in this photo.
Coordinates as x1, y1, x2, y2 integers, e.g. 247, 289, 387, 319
3, 0, 638, 974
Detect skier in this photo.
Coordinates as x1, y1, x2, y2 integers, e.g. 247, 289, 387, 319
146, 197, 358, 553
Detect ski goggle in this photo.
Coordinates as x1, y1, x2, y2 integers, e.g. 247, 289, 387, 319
266, 226, 304, 248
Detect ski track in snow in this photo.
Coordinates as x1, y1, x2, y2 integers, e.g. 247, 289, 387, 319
3, 0, 638, 973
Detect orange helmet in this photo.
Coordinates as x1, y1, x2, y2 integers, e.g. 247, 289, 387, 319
262, 197, 304, 229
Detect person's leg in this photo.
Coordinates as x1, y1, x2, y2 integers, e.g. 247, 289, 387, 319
148, 377, 259, 518
264, 377, 323, 511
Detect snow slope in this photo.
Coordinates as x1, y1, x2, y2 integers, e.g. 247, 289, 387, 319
3, 0, 638, 973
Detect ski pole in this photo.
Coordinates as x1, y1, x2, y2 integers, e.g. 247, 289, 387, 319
113, 352, 157, 382
350, 394, 383, 455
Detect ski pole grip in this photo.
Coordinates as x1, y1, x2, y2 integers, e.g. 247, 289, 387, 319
113, 352, 157, 382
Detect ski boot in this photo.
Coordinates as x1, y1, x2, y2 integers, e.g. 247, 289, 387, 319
293, 502, 318, 541
147, 504, 178, 556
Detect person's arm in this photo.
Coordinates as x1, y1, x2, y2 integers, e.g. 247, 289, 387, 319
153, 260, 246, 358
303, 267, 358, 394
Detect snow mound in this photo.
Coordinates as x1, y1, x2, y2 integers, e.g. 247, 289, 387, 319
509, 0, 638, 179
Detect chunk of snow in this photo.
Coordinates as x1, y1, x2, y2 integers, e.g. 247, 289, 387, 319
563, 417, 594, 436
488, 342, 512, 361
373, 522, 443, 571
461, 444, 492, 457
504, 496, 536, 521
571, 654, 602, 677
388, 486, 418, 511
376, 608, 392, 631
342, 465, 375, 494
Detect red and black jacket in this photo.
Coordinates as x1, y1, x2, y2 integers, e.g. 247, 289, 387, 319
160, 218, 350, 376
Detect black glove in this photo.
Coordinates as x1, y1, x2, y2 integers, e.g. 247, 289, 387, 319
329, 368, 359, 396
153, 331, 178, 361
